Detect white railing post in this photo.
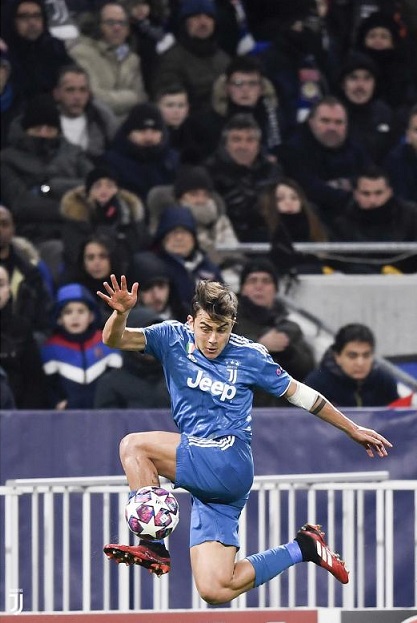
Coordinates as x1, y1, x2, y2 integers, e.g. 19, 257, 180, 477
3, 472, 416, 613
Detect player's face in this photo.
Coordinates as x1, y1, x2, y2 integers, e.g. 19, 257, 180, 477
83, 242, 111, 279
158, 94, 189, 128
308, 104, 347, 148
354, 177, 392, 209
335, 341, 374, 380
59, 302, 94, 334
188, 310, 234, 359
343, 70, 375, 104
54, 72, 90, 117
275, 184, 302, 214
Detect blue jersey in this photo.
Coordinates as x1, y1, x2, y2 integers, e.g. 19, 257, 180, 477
144, 321, 291, 443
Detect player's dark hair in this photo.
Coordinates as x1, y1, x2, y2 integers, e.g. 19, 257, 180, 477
333, 323, 375, 353
191, 281, 238, 323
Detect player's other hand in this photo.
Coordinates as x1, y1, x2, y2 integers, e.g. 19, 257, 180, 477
350, 425, 393, 458
97, 274, 138, 314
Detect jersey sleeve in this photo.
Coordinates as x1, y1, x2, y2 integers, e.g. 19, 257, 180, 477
143, 320, 185, 362
249, 345, 292, 397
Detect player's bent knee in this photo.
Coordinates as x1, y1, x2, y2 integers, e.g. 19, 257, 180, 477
195, 578, 230, 605
119, 433, 146, 458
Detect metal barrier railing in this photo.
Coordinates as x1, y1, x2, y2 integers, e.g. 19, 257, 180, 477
2, 471, 416, 613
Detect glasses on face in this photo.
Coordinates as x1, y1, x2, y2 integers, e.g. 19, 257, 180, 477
101, 19, 128, 27
229, 79, 261, 88
16, 12, 43, 20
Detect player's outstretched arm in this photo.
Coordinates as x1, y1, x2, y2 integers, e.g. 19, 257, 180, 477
284, 380, 393, 458
97, 274, 146, 350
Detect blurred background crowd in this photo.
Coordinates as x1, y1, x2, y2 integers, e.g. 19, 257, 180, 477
0, 0, 416, 410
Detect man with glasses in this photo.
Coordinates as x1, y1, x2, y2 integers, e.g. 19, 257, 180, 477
70, 2, 147, 122
186, 55, 282, 162
4, 0, 72, 101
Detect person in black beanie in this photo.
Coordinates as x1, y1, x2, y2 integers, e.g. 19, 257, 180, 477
338, 51, 395, 164
234, 257, 316, 405
0, 93, 93, 244
60, 164, 150, 277
103, 102, 179, 202
354, 11, 417, 109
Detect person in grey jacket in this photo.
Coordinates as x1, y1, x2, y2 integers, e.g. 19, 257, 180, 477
53, 64, 119, 164
0, 93, 93, 244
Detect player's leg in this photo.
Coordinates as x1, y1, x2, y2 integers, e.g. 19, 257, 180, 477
191, 541, 256, 604
119, 431, 181, 489
104, 431, 180, 575
190, 526, 349, 605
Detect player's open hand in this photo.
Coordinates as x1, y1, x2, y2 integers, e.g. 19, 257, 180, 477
349, 425, 392, 458
97, 274, 138, 314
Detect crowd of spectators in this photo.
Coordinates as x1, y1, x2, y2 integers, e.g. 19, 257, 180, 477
1, 0, 416, 409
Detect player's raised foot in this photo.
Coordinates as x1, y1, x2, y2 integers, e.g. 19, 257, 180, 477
295, 523, 349, 584
103, 541, 171, 577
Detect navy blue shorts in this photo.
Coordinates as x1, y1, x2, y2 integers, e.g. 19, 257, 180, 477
174, 433, 254, 548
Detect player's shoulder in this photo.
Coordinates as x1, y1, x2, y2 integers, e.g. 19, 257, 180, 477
228, 332, 270, 358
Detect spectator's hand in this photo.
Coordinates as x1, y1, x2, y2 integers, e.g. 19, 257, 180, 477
98, 274, 138, 314
56, 399, 68, 410
259, 329, 290, 352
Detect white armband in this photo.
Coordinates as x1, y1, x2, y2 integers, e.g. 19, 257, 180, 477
286, 381, 321, 411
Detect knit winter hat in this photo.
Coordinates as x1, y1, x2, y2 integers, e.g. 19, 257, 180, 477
21, 94, 61, 131
179, 0, 217, 19
154, 205, 197, 243
173, 166, 213, 198
339, 52, 379, 82
240, 258, 279, 289
356, 11, 400, 47
54, 283, 99, 322
85, 166, 119, 195
123, 102, 165, 134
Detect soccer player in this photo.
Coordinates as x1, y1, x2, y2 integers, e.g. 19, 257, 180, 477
97, 275, 392, 604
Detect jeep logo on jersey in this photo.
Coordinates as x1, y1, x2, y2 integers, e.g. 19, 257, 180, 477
187, 370, 236, 401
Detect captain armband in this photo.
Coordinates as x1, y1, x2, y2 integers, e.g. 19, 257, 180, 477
286, 382, 326, 413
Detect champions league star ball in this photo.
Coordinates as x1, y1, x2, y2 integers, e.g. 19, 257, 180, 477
125, 486, 180, 540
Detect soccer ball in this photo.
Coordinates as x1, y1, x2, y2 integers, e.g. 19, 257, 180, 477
125, 486, 180, 540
